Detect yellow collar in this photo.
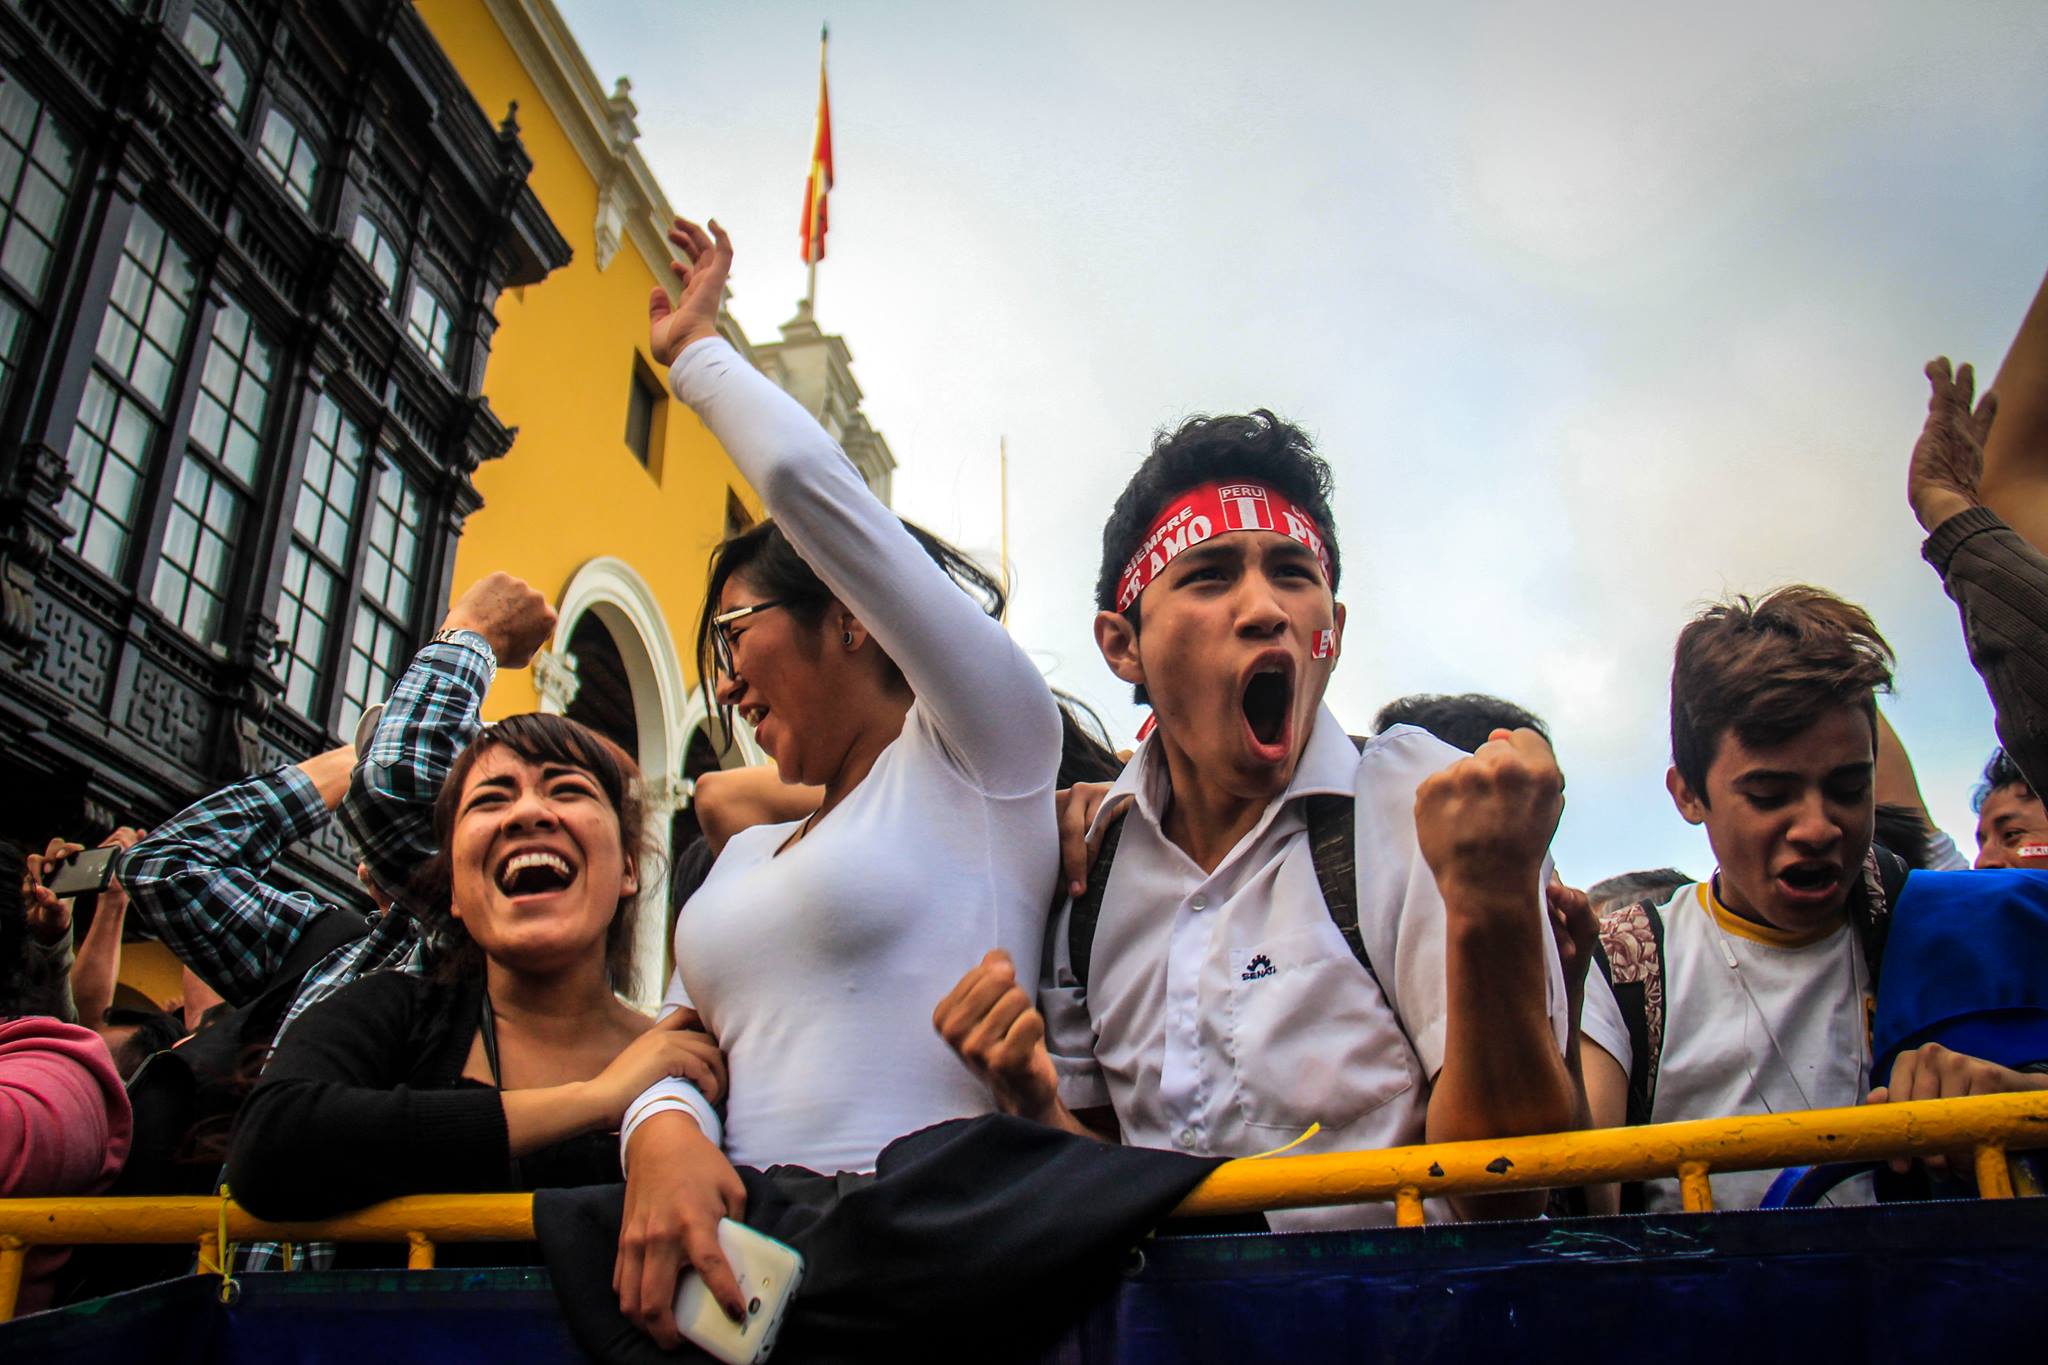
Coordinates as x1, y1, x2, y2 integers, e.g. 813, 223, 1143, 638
1698, 880, 1845, 949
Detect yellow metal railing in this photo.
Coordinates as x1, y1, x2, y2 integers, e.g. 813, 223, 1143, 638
4, 1090, 2045, 1322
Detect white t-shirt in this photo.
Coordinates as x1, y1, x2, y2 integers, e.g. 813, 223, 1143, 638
626, 338, 1061, 1175
1042, 713, 1570, 1231
1581, 881, 1874, 1213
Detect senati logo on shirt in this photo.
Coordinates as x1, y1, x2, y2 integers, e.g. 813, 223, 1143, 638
1241, 953, 1276, 982
1217, 484, 1275, 533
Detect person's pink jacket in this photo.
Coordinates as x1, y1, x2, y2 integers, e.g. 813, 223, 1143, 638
0, 1016, 132, 1314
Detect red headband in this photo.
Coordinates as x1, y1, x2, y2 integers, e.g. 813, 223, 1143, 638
1116, 481, 1334, 612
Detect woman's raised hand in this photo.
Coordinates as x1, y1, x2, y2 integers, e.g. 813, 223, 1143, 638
648, 217, 733, 367
585, 1011, 729, 1129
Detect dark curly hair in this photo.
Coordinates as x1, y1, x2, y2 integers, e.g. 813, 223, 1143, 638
409, 713, 648, 986
1669, 585, 1894, 803
1095, 411, 1339, 705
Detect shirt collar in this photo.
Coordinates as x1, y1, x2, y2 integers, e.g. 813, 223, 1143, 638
1095, 703, 1357, 841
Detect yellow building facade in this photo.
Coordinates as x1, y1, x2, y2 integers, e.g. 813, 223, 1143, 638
395, 0, 899, 1000
413, 0, 761, 1000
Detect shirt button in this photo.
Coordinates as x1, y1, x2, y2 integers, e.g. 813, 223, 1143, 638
1189, 894, 1208, 911
1177, 1128, 1195, 1148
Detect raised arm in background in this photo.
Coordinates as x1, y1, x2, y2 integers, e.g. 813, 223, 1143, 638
121, 752, 353, 1007
339, 572, 555, 901
1979, 265, 2048, 552
691, 765, 822, 856
1910, 357, 2048, 795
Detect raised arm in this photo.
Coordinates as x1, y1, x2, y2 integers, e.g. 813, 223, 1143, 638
121, 762, 344, 1006
69, 828, 145, 1033
340, 571, 555, 901
1909, 357, 2048, 793
1414, 729, 1578, 1220
653, 219, 1059, 796
1979, 265, 2048, 552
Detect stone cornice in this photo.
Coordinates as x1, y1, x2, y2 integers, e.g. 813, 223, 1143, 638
478, 0, 746, 355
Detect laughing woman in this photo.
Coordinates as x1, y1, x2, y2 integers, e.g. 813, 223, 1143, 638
614, 219, 1061, 1341
225, 715, 725, 1237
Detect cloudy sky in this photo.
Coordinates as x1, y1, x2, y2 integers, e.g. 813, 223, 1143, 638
559, 0, 2048, 882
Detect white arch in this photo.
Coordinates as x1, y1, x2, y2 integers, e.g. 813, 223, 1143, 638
549, 557, 691, 1006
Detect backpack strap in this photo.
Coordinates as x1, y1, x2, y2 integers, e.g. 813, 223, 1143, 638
1848, 843, 1909, 993
1594, 896, 1668, 1214
1065, 813, 1129, 993
1594, 898, 1668, 1130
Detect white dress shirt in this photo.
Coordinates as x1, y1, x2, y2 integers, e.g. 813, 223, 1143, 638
1041, 709, 1569, 1230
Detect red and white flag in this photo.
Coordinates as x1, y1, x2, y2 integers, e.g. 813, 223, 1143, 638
800, 27, 833, 265
1217, 484, 1275, 533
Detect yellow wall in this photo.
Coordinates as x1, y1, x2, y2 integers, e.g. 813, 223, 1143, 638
416, 0, 754, 718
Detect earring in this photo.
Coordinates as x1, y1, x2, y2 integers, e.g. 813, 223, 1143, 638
843, 630, 855, 647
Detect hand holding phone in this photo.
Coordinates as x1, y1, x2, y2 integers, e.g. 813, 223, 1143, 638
671, 1219, 804, 1365
48, 845, 122, 898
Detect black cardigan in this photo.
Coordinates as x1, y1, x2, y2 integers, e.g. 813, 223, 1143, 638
226, 969, 618, 1221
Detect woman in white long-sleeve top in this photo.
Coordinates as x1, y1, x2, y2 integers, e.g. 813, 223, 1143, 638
614, 218, 1062, 1345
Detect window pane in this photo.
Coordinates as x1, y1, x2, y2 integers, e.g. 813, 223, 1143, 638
350, 215, 401, 301
625, 373, 654, 464
405, 285, 453, 371
62, 374, 158, 579
277, 545, 337, 719
0, 78, 78, 306
258, 109, 316, 213
91, 211, 196, 411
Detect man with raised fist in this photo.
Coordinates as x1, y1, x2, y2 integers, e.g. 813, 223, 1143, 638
936, 413, 1575, 1227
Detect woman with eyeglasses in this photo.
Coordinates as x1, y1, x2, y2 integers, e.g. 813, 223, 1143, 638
613, 218, 1062, 1343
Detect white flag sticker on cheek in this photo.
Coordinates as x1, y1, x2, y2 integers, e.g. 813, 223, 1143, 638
2020, 843, 2048, 860
1312, 628, 1335, 659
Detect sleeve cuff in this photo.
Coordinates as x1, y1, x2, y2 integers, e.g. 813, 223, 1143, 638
1052, 1055, 1111, 1113
1922, 504, 2007, 574
619, 1079, 722, 1173
268, 764, 338, 842
667, 335, 735, 407
415, 636, 498, 694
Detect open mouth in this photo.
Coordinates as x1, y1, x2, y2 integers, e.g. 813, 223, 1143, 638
1240, 659, 1295, 757
1775, 861, 1840, 899
496, 849, 575, 897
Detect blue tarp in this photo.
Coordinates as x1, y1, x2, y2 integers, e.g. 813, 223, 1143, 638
9, 1200, 2044, 1362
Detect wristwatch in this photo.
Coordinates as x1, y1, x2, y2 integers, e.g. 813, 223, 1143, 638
430, 627, 496, 665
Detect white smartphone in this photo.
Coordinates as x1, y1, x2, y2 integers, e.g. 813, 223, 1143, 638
671, 1218, 805, 1365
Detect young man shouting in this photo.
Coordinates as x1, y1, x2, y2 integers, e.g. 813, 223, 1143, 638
1581, 588, 2047, 1214
936, 411, 1575, 1227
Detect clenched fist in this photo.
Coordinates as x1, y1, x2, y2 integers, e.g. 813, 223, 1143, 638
933, 949, 1062, 1125
1414, 728, 1564, 916
442, 572, 556, 669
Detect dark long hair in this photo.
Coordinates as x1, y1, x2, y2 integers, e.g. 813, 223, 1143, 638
695, 516, 1006, 740
409, 713, 649, 986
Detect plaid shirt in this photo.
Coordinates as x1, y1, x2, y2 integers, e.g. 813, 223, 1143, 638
338, 632, 494, 913
123, 635, 494, 1271
121, 763, 420, 1043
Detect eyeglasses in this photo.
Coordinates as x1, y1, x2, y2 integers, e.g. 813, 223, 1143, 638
709, 598, 793, 682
